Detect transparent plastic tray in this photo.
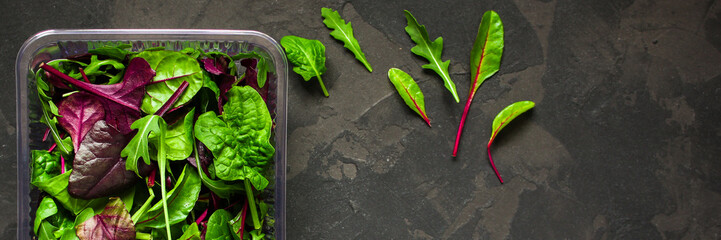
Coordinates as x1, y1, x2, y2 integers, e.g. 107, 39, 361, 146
15, 29, 287, 239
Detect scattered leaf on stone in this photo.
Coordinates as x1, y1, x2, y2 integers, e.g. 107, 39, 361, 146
388, 68, 431, 126
322, 7, 373, 72
453, 10, 504, 157
403, 10, 458, 103
487, 101, 535, 183
280, 35, 329, 96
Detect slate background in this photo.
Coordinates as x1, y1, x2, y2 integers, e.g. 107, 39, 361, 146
2, 0, 721, 239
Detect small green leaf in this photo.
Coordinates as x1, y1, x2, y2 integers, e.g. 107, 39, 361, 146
387, 68, 430, 126
163, 108, 195, 160
136, 165, 201, 229
178, 222, 201, 240
122, 115, 163, 176
34, 197, 58, 234
280, 35, 329, 97
453, 10, 505, 157
205, 209, 233, 240
403, 10, 458, 102
487, 101, 535, 183
322, 7, 373, 72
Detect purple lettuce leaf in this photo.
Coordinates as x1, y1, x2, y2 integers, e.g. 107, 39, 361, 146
68, 120, 149, 199
76, 197, 135, 240
57, 93, 105, 152
200, 57, 226, 75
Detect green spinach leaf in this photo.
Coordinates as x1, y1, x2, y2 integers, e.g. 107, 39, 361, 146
136, 164, 201, 229
33, 170, 106, 215
403, 10, 458, 102
31, 150, 62, 185
322, 7, 373, 72
34, 197, 58, 234
205, 209, 233, 240
280, 35, 329, 97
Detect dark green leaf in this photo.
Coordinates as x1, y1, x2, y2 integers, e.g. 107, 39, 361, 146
88, 45, 132, 61
33, 170, 106, 215
322, 7, 373, 72
31, 150, 62, 185
280, 35, 329, 96
194, 86, 274, 189
403, 10, 458, 102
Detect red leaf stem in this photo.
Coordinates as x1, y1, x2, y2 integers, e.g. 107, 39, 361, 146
402, 86, 430, 127
60, 155, 66, 174
79, 68, 89, 82
487, 143, 503, 183
48, 143, 56, 152
238, 201, 248, 236
195, 209, 208, 225
42, 128, 50, 141
155, 81, 189, 117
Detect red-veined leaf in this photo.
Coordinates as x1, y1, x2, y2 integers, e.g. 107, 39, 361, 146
76, 197, 135, 240
487, 101, 535, 183
387, 68, 430, 126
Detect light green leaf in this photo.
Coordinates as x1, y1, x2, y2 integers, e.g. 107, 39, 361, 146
280, 35, 329, 97
34, 197, 58, 234
404, 10, 458, 102
322, 7, 373, 72
470, 10, 504, 96
490, 101, 535, 144
178, 223, 201, 240
387, 68, 430, 126
163, 108, 195, 160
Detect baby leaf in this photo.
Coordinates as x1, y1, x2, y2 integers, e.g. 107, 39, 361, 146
388, 68, 430, 126
163, 108, 195, 160
205, 209, 233, 240
403, 10, 458, 103
88, 44, 132, 61
121, 115, 163, 176
280, 35, 329, 97
136, 165, 201, 229
76, 197, 135, 240
141, 52, 204, 114
36, 71, 73, 156
453, 10, 504, 157
194, 86, 274, 189
57, 92, 105, 152
34, 197, 58, 235
33, 170, 107, 215
31, 150, 62, 185
322, 7, 373, 72
487, 101, 534, 183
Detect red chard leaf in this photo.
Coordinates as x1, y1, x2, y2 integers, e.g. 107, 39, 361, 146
68, 120, 148, 199
76, 197, 135, 240
200, 58, 226, 75
486, 101, 534, 183
57, 92, 105, 151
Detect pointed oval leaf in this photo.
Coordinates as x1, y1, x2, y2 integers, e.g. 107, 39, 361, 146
141, 52, 204, 114
280, 35, 329, 96
489, 101, 535, 144
387, 68, 430, 126
205, 209, 233, 240
470, 10, 504, 94
403, 10, 458, 102
487, 101, 535, 184
322, 7, 373, 72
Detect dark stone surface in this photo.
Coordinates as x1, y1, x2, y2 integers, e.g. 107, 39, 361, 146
2, 0, 721, 239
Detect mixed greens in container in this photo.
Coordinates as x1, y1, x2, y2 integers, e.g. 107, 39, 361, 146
30, 44, 277, 240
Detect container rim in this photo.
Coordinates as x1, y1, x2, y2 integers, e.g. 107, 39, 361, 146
15, 29, 288, 240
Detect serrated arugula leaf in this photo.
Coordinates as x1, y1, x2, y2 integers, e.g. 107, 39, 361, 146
280, 35, 329, 97
403, 10, 458, 102
387, 68, 430, 126
322, 7, 373, 72
121, 115, 163, 176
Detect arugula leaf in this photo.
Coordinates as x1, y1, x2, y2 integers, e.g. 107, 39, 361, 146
194, 86, 274, 187
57, 92, 105, 152
321, 7, 373, 72
177, 223, 201, 240
205, 209, 233, 240
31, 150, 62, 184
387, 68, 431, 126
34, 197, 58, 234
33, 170, 106, 215
122, 115, 163, 176
68, 120, 141, 199
76, 197, 135, 240
280, 35, 329, 97
487, 101, 534, 183
35, 72, 73, 156
82, 55, 126, 84
403, 10, 458, 102
141, 51, 204, 114
453, 10, 504, 157
88, 44, 132, 61
136, 164, 201, 229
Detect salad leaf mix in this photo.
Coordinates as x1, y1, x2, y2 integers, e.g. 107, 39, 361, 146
30, 44, 277, 239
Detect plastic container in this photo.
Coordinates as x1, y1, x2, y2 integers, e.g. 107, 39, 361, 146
15, 29, 287, 239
